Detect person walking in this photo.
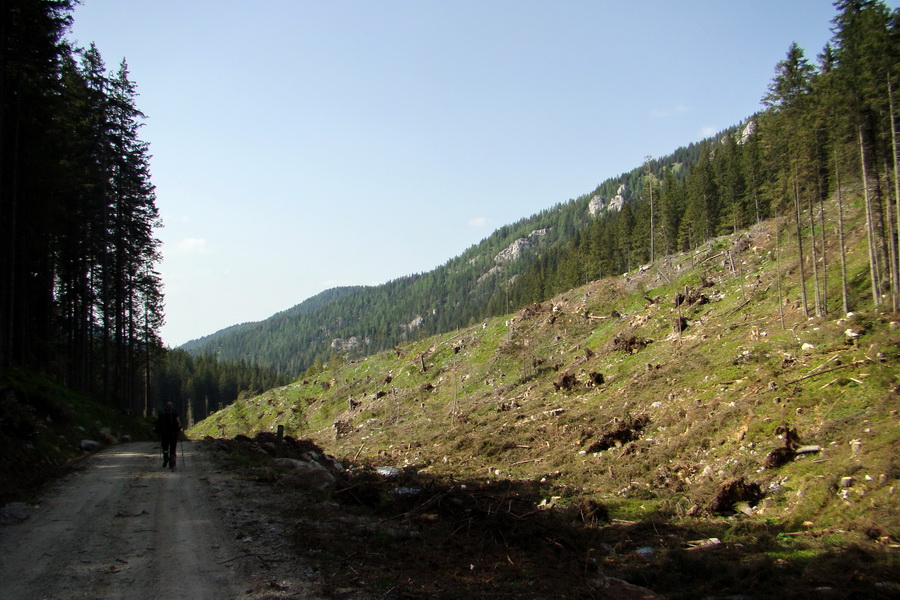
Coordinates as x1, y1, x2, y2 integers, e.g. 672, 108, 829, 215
155, 402, 181, 470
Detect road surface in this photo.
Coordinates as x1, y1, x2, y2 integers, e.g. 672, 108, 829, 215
0, 441, 275, 599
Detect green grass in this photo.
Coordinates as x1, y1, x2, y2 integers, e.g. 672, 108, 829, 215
190, 201, 900, 553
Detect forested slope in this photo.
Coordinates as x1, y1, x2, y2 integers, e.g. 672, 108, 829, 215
182, 133, 736, 375
184, 3, 898, 385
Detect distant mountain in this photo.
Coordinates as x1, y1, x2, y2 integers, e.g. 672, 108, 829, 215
184, 2, 899, 421
180, 286, 366, 354
178, 134, 722, 377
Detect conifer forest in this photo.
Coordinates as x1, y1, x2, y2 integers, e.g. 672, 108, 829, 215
2, 0, 899, 425
186, 2, 900, 395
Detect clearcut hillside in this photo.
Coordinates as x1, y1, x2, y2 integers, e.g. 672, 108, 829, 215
190, 186, 899, 597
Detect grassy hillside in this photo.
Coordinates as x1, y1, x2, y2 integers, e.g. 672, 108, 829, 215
191, 191, 899, 596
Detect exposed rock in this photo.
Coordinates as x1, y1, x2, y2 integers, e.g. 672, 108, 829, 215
493, 229, 549, 264
274, 457, 310, 469
79, 439, 101, 452
331, 336, 368, 353
739, 119, 756, 144
495, 238, 533, 263
477, 264, 503, 284
588, 194, 606, 216
277, 459, 337, 494
376, 466, 402, 478
608, 184, 629, 212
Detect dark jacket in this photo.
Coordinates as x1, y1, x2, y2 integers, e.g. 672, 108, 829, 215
155, 408, 181, 438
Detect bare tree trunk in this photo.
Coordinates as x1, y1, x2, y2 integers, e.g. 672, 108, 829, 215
884, 155, 899, 313
793, 177, 810, 318
808, 188, 823, 318
817, 174, 828, 316
835, 150, 851, 315
888, 75, 900, 312
859, 126, 882, 306
776, 219, 786, 330
144, 309, 151, 418
650, 182, 655, 264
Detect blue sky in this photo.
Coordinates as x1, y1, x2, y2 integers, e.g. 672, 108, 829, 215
69, 1, 862, 347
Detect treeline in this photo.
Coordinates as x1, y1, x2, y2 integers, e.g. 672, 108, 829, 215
183, 203, 592, 376
0, 1, 283, 420
189, 1, 898, 385
1, 0, 164, 413
513, 0, 899, 315
153, 350, 289, 425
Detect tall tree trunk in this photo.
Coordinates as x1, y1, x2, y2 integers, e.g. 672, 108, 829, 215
144, 306, 152, 418
883, 155, 899, 313
650, 182, 655, 263
807, 188, 823, 318
859, 126, 882, 306
0, 108, 21, 372
776, 219, 786, 330
817, 174, 828, 316
834, 150, 851, 315
888, 75, 900, 312
793, 176, 810, 318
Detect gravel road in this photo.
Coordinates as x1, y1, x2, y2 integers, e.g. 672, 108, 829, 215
0, 441, 300, 600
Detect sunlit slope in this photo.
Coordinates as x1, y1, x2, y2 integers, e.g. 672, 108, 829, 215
192, 199, 899, 534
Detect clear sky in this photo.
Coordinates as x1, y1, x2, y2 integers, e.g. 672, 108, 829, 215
68, 1, 865, 347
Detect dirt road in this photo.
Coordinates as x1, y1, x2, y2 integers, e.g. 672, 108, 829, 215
0, 441, 317, 600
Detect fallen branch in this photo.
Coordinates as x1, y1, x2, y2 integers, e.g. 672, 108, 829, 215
784, 360, 868, 385
722, 297, 753, 319
697, 251, 726, 267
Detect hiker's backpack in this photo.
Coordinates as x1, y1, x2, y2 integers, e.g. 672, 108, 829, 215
157, 409, 179, 436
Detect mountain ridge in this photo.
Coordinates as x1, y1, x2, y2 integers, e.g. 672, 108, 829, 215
178, 128, 723, 376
